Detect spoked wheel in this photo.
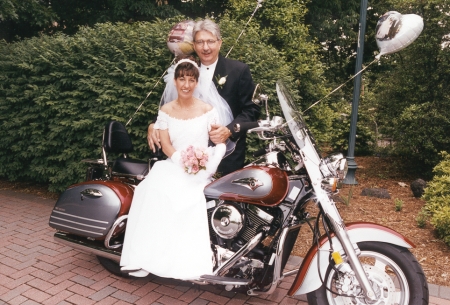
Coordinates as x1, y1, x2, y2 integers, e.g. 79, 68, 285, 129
306, 242, 428, 305
97, 256, 130, 278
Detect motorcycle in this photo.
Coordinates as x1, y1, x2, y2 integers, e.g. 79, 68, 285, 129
49, 80, 428, 304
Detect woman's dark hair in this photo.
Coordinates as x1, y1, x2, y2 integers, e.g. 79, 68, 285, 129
174, 55, 200, 81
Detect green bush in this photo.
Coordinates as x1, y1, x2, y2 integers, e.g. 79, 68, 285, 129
422, 151, 450, 245
0, 18, 295, 193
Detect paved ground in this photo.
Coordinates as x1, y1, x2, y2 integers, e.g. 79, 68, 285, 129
0, 190, 449, 305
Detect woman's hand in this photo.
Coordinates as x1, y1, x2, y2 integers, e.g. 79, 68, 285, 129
147, 123, 161, 152
209, 124, 231, 144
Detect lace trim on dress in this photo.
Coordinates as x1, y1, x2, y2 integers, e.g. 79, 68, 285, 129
154, 111, 168, 130
154, 108, 218, 131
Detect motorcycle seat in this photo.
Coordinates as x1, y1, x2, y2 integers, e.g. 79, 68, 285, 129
112, 157, 149, 177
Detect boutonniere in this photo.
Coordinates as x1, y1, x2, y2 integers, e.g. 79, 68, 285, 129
215, 75, 228, 89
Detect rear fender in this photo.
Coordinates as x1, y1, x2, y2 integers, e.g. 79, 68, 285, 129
287, 222, 415, 296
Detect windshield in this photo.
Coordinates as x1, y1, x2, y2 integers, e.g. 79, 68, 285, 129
277, 80, 320, 155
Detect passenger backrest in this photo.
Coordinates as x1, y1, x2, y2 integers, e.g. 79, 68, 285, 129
103, 121, 133, 154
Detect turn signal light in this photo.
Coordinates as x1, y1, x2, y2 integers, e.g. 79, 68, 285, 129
321, 177, 338, 192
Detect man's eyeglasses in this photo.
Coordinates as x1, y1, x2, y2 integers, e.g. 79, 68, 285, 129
194, 39, 219, 47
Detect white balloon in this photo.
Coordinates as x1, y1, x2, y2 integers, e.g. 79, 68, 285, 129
375, 11, 424, 59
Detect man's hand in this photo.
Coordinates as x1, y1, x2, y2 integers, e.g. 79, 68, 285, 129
209, 124, 231, 144
147, 123, 161, 152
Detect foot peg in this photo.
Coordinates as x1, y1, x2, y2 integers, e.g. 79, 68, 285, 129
199, 274, 250, 286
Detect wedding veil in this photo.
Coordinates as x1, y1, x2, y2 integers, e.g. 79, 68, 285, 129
160, 64, 234, 126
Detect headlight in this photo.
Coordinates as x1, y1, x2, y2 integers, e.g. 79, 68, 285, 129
337, 158, 348, 180
320, 153, 348, 180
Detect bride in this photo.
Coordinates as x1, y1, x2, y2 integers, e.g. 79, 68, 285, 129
120, 56, 226, 279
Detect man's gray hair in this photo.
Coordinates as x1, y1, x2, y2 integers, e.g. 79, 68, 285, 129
193, 19, 222, 40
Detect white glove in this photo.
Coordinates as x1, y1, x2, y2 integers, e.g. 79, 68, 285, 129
170, 151, 181, 166
205, 143, 226, 176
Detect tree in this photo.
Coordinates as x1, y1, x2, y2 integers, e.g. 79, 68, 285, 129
226, 0, 339, 145
0, 0, 57, 41
0, 0, 182, 41
366, 0, 450, 173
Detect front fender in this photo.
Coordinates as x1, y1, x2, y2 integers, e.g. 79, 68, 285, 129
287, 222, 415, 296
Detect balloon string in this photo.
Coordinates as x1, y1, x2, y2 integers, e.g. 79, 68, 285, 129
126, 58, 175, 126
225, 1, 263, 58
303, 58, 378, 113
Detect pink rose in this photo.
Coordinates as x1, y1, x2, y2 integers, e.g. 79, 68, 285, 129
180, 146, 209, 175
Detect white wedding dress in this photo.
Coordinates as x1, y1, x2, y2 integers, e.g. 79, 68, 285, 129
120, 108, 224, 280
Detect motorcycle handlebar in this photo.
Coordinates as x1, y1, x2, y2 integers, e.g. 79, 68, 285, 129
234, 121, 260, 133
253, 146, 268, 158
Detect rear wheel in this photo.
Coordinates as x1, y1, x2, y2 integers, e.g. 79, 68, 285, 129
306, 242, 428, 305
97, 256, 130, 278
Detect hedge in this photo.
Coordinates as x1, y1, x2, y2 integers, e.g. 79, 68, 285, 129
0, 17, 294, 192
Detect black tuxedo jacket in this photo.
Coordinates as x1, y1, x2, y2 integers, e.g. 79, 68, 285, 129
212, 55, 260, 175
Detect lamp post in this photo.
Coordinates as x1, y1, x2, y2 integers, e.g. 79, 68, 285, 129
343, 0, 368, 185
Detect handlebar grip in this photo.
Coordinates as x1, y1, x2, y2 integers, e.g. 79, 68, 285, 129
234, 121, 260, 133
253, 146, 268, 158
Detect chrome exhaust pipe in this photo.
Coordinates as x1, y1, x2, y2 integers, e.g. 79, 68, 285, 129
54, 232, 121, 262
248, 224, 302, 296
214, 229, 266, 276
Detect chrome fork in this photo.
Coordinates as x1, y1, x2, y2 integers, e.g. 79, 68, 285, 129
322, 199, 377, 301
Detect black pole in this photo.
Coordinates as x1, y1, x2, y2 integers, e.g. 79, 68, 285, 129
343, 0, 368, 185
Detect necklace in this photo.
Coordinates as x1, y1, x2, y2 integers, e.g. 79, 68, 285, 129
176, 98, 196, 111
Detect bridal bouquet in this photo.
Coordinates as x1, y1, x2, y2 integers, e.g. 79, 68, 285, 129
181, 145, 209, 174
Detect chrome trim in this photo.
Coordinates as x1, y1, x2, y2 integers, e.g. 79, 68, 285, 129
104, 215, 128, 249
102, 129, 108, 169
81, 159, 104, 164
81, 188, 103, 198
197, 275, 250, 286
325, 210, 377, 301
231, 177, 264, 191
53, 232, 121, 262
214, 229, 266, 276
247, 205, 274, 223
51, 210, 109, 224
211, 204, 245, 239
248, 224, 302, 296
111, 172, 145, 181
49, 221, 104, 236
283, 269, 299, 277
49, 216, 107, 230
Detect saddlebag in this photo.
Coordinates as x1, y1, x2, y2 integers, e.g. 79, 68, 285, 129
49, 180, 133, 240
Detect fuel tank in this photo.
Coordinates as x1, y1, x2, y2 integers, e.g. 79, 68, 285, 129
204, 166, 289, 207
49, 180, 133, 240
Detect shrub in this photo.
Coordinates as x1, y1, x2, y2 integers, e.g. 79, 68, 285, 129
394, 198, 403, 212
422, 151, 450, 245
430, 206, 450, 246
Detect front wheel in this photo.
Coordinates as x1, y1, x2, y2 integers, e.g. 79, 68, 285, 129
306, 242, 428, 305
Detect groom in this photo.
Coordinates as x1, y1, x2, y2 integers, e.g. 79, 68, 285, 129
148, 19, 260, 176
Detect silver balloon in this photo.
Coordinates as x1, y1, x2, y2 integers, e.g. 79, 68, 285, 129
375, 11, 424, 59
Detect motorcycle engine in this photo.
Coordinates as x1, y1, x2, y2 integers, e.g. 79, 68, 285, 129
208, 201, 281, 284
208, 202, 276, 247
211, 204, 245, 239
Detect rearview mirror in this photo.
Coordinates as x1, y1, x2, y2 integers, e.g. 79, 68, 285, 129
252, 84, 269, 120
252, 84, 263, 105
